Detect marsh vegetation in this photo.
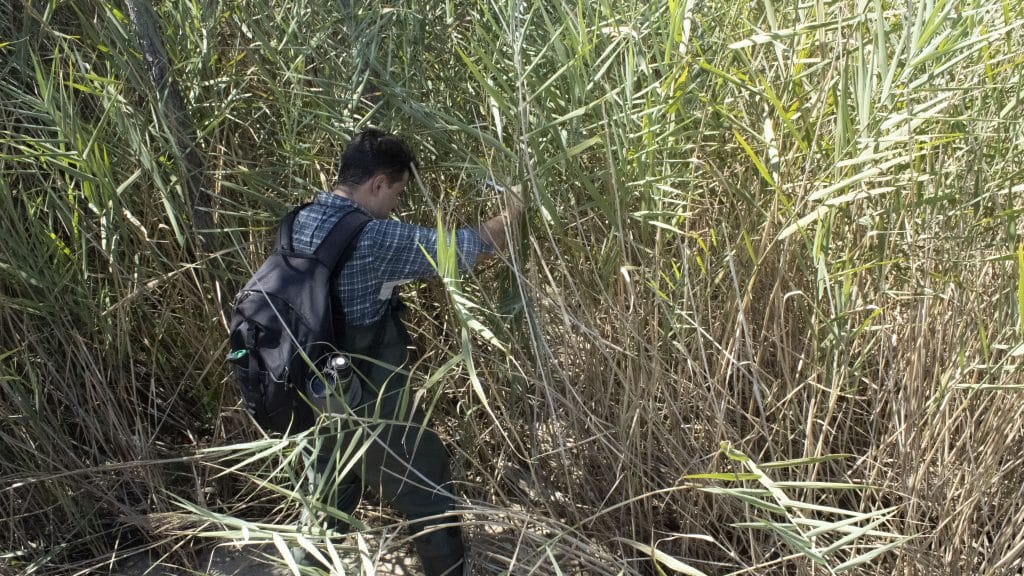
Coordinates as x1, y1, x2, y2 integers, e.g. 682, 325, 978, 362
2, 0, 1023, 574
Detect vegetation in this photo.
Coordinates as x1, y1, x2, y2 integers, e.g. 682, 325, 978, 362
2, 0, 1023, 574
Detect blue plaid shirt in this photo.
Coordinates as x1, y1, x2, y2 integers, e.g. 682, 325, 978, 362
291, 192, 493, 326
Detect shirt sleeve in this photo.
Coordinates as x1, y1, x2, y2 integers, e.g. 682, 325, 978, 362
362, 220, 494, 284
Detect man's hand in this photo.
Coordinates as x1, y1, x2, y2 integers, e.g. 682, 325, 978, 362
505, 184, 525, 219
478, 185, 524, 255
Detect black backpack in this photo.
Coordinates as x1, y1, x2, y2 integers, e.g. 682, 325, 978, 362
226, 205, 371, 433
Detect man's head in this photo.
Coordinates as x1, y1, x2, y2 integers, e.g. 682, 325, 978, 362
332, 128, 416, 218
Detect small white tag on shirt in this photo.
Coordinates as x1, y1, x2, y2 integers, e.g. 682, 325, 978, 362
379, 279, 413, 300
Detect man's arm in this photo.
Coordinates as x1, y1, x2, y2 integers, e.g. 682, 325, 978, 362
362, 186, 523, 283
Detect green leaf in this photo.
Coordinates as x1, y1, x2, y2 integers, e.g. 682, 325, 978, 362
1017, 242, 1023, 334
734, 521, 827, 565
733, 129, 774, 187
759, 454, 855, 469
833, 537, 909, 573
700, 487, 786, 515
719, 441, 749, 462
617, 539, 711, 576
684, 472, 760, 481
815, 508, 902, 550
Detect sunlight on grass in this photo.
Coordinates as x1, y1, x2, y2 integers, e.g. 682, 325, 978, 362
2, 0, 1023, 574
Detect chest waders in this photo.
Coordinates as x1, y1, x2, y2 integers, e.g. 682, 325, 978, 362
309, 300, 465, 576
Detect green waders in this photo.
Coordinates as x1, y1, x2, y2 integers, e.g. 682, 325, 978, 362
309, 302, 465, 576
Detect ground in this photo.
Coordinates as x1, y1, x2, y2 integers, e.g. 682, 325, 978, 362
116, 539, 422, 575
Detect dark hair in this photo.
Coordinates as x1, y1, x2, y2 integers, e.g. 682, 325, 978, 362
333, 128, 416, 187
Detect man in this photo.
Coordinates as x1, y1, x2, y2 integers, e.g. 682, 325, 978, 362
289, 128, 518, 575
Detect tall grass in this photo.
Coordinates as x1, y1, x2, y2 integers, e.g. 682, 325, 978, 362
2, 0, 1023, 574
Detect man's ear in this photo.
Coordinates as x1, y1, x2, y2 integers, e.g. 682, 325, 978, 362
369, 173, 388, 196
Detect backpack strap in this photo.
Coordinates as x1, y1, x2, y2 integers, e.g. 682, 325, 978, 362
314, 209, 373, 270
315, 209, 373, 341
273, 203, 371, 339
276, 203, 310, 253
276, 203, 371, 264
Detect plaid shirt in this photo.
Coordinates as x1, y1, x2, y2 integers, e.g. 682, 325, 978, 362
291, 192, 493, 326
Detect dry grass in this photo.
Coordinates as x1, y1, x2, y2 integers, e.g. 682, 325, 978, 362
2, 0, 1023, 574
